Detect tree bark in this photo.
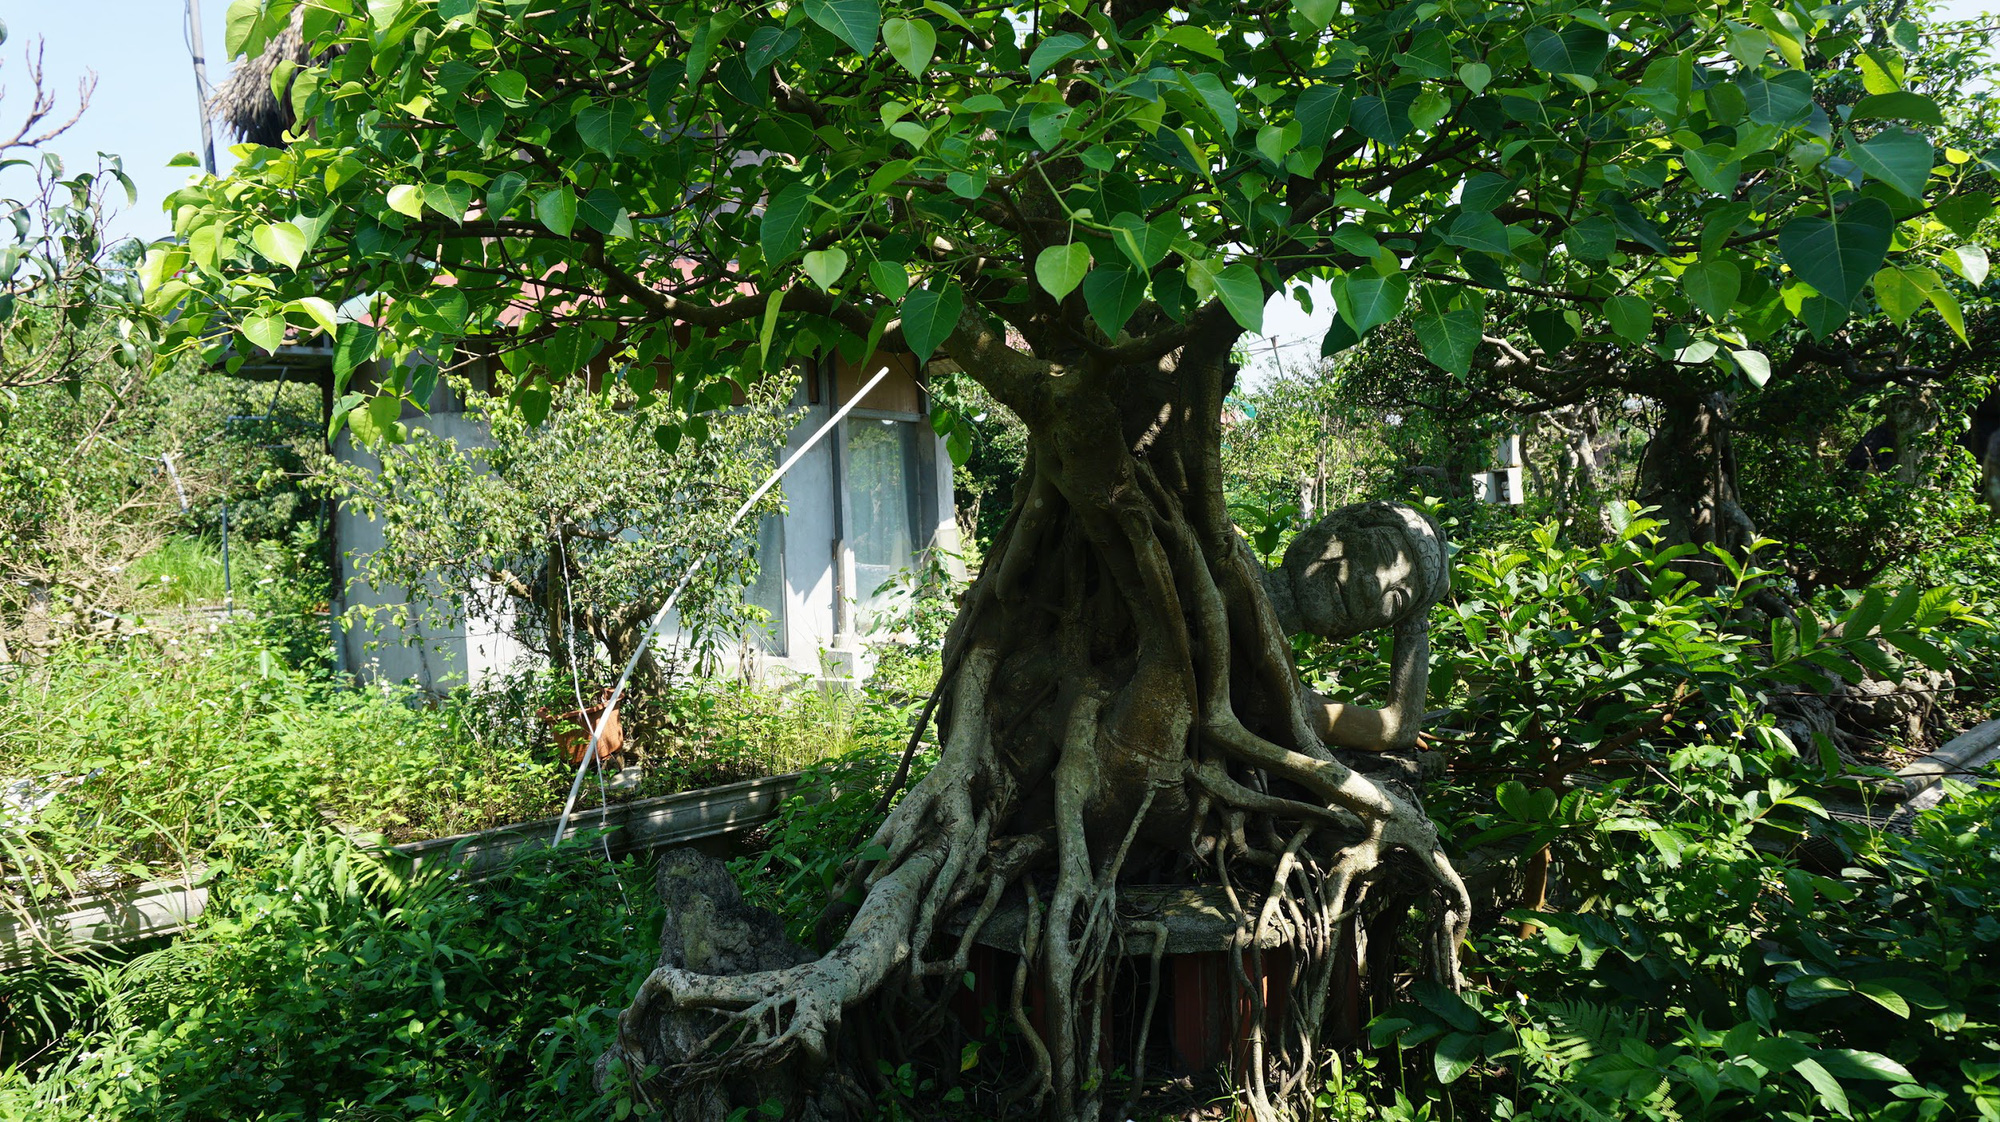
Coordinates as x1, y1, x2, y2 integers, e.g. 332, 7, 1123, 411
606, 332, 1470, 1119
1635, 391, 1759, 584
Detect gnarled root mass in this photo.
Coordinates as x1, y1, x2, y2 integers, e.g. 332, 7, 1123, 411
607, 387, 1471, 1120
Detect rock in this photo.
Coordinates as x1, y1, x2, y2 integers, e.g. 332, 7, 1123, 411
1838, 662, 1951, 748
598, 849, 843, 1121
653, 848, 813, 978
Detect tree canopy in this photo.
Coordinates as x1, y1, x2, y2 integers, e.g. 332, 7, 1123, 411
159, 0, 1989, 442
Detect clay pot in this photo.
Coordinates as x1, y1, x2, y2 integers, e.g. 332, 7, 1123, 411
542, 688, 625, 768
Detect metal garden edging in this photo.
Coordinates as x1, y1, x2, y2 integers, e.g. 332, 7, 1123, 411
0, 771, 807, 968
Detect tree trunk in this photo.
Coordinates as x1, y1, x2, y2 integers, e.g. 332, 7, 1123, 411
1634, 392, 1759, 585
606, 335, 1469, 1120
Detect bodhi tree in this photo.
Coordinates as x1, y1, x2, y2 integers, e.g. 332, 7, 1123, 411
156, 0, 1979, 1114
1313, 4, 1996, 573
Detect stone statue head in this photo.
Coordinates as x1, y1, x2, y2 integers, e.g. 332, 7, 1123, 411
1264, 502, 1448, 640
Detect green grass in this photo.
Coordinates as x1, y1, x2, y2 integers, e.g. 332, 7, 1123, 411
125, 537, 232, 609
0, 619, 904, 911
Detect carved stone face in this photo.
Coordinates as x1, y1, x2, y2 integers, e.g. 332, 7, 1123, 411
1279, 502, 1447, 641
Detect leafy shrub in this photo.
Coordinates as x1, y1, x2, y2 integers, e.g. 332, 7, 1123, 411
730, 692, 936, 947
1334, 506, 2000, 1120
0, 832, 658, 1121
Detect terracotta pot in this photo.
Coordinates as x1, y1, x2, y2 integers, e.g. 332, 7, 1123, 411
541, 688, 625, 767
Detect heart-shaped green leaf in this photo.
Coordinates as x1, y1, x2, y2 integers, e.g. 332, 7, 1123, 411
1035, 243, 1090, 300
870, 259, 910, 300
1872, 265, 1926, 324
577, 99, 635, 157
900, 282, 963, 362
1606, 294, 1652, 342
1414, 299, 1482, 374
803, 247, 850, 291
486, 171, 528, 216
1778, 199, 1894, 309
1083, 265, 1147, 337
1181, 72, 1239, 136
535, 187, 577, 237
1847, 127, 1934, 199
1525, 26, 1608, 76
1853, 91, 1944, 127
1293, 0, 1338, 28
454, 100, 505, 148
1681, 144, 1742, 196
1027, 32, 1089, 78
1935, 192, 1993, 239
485, 70, 529, 107
252, 222, 307, 270
882, 18, 936, 77
1731, 349, 1771, 386
1210, 263, 1265, 332
1738, 71, 1814, 125
291, 296, 339, 338
579, 187, 632, 237
1445, 211, 1510, 255
1294, 86, 1351, 151
1337, 273, 1410, 335
405, 288, 469, 336
386, 184, 424, 219
1944, 244, 1989, 286
805, 0, 880, 54
1682, 259, 1741, 321
1110, 212, 1173, 269
240, 309, 285, 355
761, 183, 813, 265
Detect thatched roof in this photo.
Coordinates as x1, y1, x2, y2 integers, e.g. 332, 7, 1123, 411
209, 11, 319, 147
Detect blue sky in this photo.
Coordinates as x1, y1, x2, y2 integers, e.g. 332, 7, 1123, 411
0, 1, 239, 245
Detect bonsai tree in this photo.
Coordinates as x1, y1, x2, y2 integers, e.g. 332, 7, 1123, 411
155, 0, 1981, 1114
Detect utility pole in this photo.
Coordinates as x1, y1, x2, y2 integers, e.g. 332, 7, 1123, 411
186, 0, 218, 174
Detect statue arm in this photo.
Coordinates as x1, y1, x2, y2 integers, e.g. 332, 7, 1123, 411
1310, 613, 1429, 752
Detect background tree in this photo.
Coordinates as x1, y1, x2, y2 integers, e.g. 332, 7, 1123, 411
1223, 364, 1401, 526
1320, 3, 2000, 577
0, 35, 152, 394
326, 374, 792, 685
161, 0, 1985, 1114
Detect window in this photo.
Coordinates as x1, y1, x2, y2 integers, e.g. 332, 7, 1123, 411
845, 417, 922, 629
745, 512, 787, 654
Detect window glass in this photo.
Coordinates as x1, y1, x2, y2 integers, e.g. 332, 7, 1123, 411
846, 418, 920, 628
746, 512, 787, 654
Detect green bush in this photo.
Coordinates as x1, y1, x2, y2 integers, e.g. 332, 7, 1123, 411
1336, 506, 2000, 1120
0, 630, 565, 903
1, 833, 658, 1121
